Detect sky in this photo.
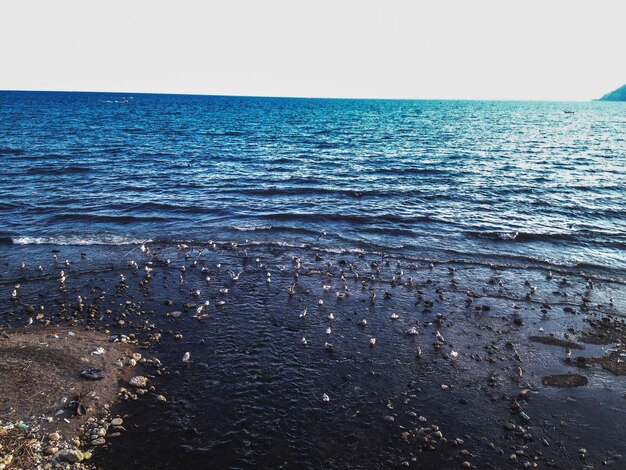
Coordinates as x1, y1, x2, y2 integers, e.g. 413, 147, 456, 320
1, 0, 624, 101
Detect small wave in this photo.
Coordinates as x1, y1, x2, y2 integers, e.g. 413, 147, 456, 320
109, 202, 230, 216
373, 167, 448, 176
358, 227, 417, 237
229, 225, 323, 236
0, 147, 25, 156
316, 141, 340, 149
25, 166, 94, 175
262, 212, 450, 226
11, 235, 151, 246
230, 224, 273, 232
466, 231, 567, 242
465, 230, 626, 247
237, 187, 367, 197
49, 213, 170, 224
205, 131, 245, 137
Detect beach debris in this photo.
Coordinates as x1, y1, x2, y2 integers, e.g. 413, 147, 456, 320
322, 393, 330, 403
324, 342, 334, 351
326, 327, 331, 334
328, 312, 335, 321
390, 313, 399, 320
369, 337, 376, 347
299, 308, 307, 318
81, 368, 104, 380
182, 352, 191, 363
90, 347, 105, 356
301, 337, 308, 346
450, 351, 459, 358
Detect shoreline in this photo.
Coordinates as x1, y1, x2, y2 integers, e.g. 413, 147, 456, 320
1, 241, 625, 468
0, 326, 165, 469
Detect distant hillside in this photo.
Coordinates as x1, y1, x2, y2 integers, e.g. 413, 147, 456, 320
598, 84, 626, 101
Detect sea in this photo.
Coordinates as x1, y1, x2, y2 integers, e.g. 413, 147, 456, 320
1, 90, 625, 276
2, 91, 626, 469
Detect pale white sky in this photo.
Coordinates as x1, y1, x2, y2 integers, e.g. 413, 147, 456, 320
1, 0, 624, 101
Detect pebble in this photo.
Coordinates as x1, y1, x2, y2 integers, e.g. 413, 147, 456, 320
157, 394, 167, 403
111, 417, 123, 426
55, 449, 84, 463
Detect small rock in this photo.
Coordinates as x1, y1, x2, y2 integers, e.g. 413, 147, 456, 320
129, 376, 148, 387
55, 449, 84, 463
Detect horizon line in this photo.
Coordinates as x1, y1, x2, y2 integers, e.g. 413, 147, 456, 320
0, 88, 600, 103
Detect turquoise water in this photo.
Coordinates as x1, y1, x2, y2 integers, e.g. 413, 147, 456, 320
1, 91, 625, 274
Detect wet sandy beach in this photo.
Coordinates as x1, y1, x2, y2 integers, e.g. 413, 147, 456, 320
1, 240, 625, 469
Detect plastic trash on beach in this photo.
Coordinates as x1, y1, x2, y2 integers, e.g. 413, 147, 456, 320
81, 368, 104, 380
91, 347, 105, 356
519, 411, 530, 421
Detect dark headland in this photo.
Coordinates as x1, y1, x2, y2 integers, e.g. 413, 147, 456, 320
598, 84, 626, 101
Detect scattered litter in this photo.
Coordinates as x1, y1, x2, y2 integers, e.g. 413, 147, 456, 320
91, 347, 105, 356
519, 411, 530, 421
81, 368, 104, 380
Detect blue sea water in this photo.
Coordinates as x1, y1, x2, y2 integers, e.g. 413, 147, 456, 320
1, 91, 625, 274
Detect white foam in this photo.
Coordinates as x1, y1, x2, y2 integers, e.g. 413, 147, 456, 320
12, 235, 150, 246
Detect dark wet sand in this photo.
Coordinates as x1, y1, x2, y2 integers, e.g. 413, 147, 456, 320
1, 241, 625, 469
